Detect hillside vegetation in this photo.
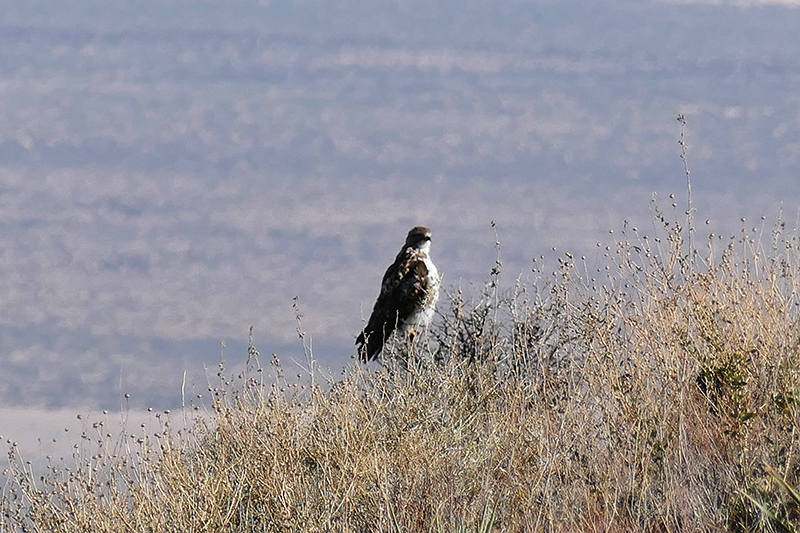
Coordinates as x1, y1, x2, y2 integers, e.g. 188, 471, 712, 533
4, 203, 800, 532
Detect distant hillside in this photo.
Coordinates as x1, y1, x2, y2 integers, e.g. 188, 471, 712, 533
0, 0, 798, 410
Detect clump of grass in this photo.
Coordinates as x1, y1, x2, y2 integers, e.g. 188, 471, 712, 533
4, 204, 800, 532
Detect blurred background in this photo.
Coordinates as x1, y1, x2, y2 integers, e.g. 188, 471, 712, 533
0, 0, 799, 425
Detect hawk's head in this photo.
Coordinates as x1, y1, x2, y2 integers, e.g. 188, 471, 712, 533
405, 226, 432, 250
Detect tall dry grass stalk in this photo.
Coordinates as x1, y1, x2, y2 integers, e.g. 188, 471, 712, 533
4, 205, 800, 532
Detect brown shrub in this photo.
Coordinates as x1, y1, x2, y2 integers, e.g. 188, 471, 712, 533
4, 207, 800, 532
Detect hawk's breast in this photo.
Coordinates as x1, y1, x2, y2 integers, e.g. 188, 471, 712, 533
400, 252, 440, 332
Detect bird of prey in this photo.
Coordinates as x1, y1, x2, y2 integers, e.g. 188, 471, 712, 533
356, 226, 441, 362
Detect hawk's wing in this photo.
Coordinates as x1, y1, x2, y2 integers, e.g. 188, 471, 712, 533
356, 247, 430, 361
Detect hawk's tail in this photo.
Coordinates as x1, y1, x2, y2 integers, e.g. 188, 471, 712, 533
356, 327, 385, 362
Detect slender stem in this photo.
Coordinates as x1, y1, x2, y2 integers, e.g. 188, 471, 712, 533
677, 114, 694, 273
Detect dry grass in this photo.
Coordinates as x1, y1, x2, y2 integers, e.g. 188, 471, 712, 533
4, 203, 800, 532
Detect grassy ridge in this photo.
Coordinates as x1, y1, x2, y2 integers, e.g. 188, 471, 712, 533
4, 205, 800, 532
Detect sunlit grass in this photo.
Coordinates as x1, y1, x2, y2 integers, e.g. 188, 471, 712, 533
4, 200, 800, 532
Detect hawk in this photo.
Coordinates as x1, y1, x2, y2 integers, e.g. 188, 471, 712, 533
356, 226, 441, 362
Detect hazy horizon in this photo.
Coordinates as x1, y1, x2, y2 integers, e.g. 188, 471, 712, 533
0, 0, 799, 426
